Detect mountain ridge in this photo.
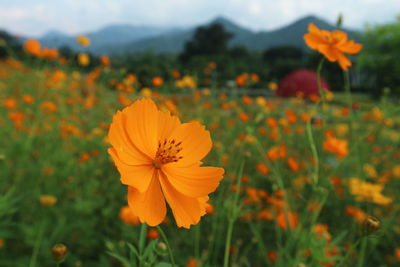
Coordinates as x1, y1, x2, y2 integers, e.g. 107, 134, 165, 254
18, 15, 358, 55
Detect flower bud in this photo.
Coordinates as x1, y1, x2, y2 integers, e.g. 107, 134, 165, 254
157, 242, 167, 251
336, 13, 343, 28
363, 216, 380, 234
52, 243, 68, 261
40, 195, 57, 207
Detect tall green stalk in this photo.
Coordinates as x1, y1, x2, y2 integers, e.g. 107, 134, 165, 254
343, 71, 363, 177
156, 226, 176, 267
138, 223, 148, 267
223, 161, 244, 267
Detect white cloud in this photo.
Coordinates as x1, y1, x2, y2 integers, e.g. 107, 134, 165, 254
248, 1, 262, 16
0, 0, 399, 37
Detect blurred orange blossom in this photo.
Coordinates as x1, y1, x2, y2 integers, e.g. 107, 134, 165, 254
24, 39, 41, 56
303, 24, 362, 71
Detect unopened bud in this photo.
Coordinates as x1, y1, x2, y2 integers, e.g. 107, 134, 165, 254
157, 242, 167, 251
52, 243, 68, 261
40, 195, 57, 207
363, 216, 380, 234
336, 13, 343, 28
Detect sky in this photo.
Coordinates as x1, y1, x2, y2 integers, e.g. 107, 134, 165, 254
0, 0, 399, 37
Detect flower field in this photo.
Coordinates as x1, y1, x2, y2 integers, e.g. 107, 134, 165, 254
1, 26, 400, 267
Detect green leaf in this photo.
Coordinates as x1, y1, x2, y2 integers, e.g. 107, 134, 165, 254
106, 251, 133, 267
154, 262, 172, 267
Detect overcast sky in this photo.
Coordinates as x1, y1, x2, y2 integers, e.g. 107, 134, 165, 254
1, 0, 399, 37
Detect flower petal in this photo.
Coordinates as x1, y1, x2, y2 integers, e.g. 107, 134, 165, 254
108, 110, 152, 164
158, 110, 180, 141
338, 40, 363, 54
337, 53, 352, 71
167, 121, 212, 166
122, 98, 159, 158
109, 148, 154, 192
318, 45, 340, 62
159, 172, 208, 228
308, 23, 321, 34
304, 24, 330, 50
127, 172, 166, 226
304, 32, 328, 50
161, 164, 224, 197
331, 30, 348, 45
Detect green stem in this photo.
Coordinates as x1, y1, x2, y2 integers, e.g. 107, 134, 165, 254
138, 223, 148, 267
248, 223, 268, 264
223, 218, 235, 267
194, 224, 200, 260
343, 71, 363, 177
336, 238, 362, 267
316, 59, 325, 92
29, 220, 46, 267
306, 118, 319, 185
356, 237, 368, 267
343, 71, 353, 108
156, 226, 176, 267
157, 225, 176, 267
223, 161, 244, 267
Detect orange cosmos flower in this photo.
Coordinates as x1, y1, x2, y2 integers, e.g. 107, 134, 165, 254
187, 258, 198, 267
323, 135, 348, 160
147, 228, 159, 239
100, 56, 110, 66
39, 47, 59, 60
277, 211, 299, 230
119, 206, 140, 225
256, 163, 269, 175
152, 76, 164, 87
242, 95, 253, 105
8, 111, 24, 129
22, 95, 34, 104
395, 248, 400, 260
250, 73, 259, 82
78, 53, 90, 66
41, 101, 57, 113
76, 35, 91, 47
238, 112, 250, 122
24, 39, 41, 56
287, 157, 299, 172
267, 144, 286, 161
304, 24, 362, 71
172, 70, 181, 79
3, 98, 17, 109
268, 251, 277, 262
235, 74, 247, 87
108, 99, 224, 228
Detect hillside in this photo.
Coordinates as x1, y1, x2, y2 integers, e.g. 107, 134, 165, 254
3, 15, 359, 55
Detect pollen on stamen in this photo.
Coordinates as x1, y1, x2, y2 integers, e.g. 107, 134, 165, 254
154, 139, 183, 166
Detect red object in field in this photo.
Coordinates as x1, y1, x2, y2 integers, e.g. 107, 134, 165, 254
277, 69, 330, 97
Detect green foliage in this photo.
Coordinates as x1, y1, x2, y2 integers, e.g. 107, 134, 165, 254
262, 46, 304, 80
358, 16, 400, 97
179, 23, 233, 63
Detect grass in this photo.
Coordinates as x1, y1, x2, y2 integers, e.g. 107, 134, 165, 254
1, 55, 400, 267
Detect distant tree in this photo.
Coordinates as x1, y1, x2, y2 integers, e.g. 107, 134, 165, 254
262, 46, 304, 80
0, 30, 21, 59
179, 23, 233, 63
59, 45, 74, 58
358, 16, 400, 97
263, 46, 303, 64
229, 46, 249, 58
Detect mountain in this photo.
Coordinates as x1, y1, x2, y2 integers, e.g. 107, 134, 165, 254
38, 24, 183, 53
31, 15, 358, 55
246, 15, 357, 50
116, 15, 358, 55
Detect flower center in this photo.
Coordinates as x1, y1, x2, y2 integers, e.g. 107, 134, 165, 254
153, 139, 183, 168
